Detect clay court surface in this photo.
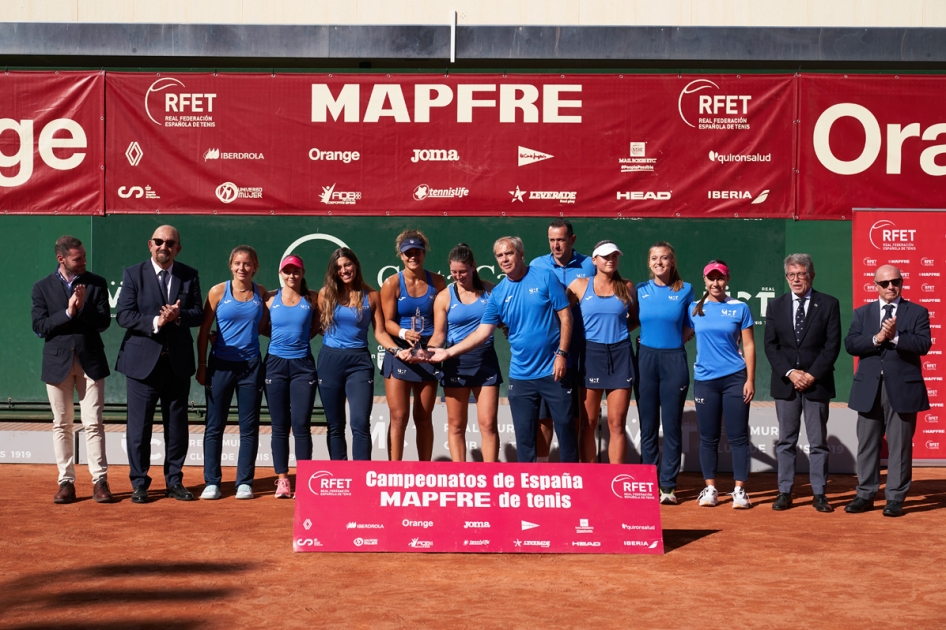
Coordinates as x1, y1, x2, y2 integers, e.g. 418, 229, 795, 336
2, 464, 945, 630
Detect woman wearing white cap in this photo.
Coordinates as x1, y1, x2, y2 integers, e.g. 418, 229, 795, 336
687, 260, 756, 509
262, 254, 320, 498
380, 230, 447, 461
566, 240, 638, 464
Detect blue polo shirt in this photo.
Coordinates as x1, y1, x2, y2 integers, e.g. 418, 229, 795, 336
686, 297, 754, 381
530, 250, 595, 364
482, 266, 569, 380
637, 280, 694, 349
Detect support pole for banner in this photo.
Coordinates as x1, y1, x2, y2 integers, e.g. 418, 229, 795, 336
450, 10, 457, 63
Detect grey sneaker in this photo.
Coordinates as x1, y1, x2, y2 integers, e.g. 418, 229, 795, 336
200, 484, 222, 500
235, 484, 254, 500
659, 488, 678, 505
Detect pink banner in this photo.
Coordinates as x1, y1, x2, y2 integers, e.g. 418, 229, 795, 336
293, 461, 664, 553
105, 72, 794, 217
0, 71, 104, 214
852, 210, 945, 460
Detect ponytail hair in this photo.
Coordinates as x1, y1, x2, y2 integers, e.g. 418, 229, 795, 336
448, 243, 485, 294
592, 240, 631, 305
691, 258, 728, 317
648, 241, 684, 292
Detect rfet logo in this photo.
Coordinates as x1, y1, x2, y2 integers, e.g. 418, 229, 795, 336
926, 441, 940, 450
863, 257, 878, 266
308, 470, 353, 496
868, 220, 916, 251
145, 77, 217, 128
611, 474, 655, 500
678, 79, 752, 130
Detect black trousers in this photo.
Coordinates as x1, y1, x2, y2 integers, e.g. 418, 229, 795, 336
126, 354, 191, 490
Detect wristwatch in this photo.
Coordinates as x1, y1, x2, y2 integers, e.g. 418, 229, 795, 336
555, 348, 569, 358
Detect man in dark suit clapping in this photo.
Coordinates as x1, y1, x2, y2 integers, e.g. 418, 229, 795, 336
844, 264, 931, 517
764, 253, 842, 513
116, 225, 203, 503
32, 236, 113, 504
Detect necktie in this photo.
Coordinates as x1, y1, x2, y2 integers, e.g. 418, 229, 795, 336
158, 269, 169, 304
794, 297, 806, 344
881, 303, 894, 330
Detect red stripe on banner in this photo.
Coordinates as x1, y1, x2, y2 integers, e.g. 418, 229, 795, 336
292, 460, 664, 554
104, 72, 795, 217
0, 71, 104, 215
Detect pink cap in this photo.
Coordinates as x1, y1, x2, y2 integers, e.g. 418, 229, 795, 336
703, 262, 729, 277
280, 255, 305, 271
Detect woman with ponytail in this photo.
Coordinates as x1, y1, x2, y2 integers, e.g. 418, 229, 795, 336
687, 260, 756, 509
566, 241, 638, 464
429, 244, 502, 462
635, 242, 694, 503
318, 248, 400, 461
262, 255, 320, 499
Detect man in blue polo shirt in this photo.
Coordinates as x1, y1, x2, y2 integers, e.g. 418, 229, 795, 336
427, 236, 578, 463
529, 219, 596, 462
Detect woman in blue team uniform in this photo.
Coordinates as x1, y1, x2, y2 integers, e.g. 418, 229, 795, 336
318, 248, 399, 460
687, 260, 756, 509
263, 255, 320, 499
567, 241, 638, 464
429, 244, 502, 462
636, 241, 694, 504
380, 230, 447, 461
196, 245, 266, 500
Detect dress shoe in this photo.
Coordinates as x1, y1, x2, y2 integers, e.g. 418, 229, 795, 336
164, 483, 195, 501
772, 492, 793, 511
882, 500, 904, 517
93, 479, 114, 504
812, 494, 835, 513
54, 481, 76, 504
131, 486, 150, 504
844, 496, 874, 513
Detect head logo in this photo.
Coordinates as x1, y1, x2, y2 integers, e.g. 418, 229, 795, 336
125, 142, 143, 166
216, 182, 239, 204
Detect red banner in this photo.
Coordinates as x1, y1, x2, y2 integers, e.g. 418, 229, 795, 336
292, 460, 664, 553
852, 210, 945, 460
105, 72, 795, 217
0, 71, 104, 214
799, 74, 946, 218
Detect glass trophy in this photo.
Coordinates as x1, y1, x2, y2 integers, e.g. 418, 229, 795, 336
410, 306, 425, 357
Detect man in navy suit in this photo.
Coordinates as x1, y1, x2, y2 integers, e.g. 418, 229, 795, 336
844, 264, 931, 517
764, 253, 841, 513
116, 225, 203, 503
32, 236, 112, 504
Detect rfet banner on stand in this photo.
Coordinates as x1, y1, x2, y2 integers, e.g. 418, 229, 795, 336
0, 72, 104, 214
799, 75, 946, 219
105, 73, 794, 217
292, 460, 663, 553
852, 210, 945, 460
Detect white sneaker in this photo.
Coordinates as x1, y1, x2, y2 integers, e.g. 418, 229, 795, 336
659, 488, 678, 505
200, 484, 221, 500
235, 484, 254, 500
697, 486, 719, 507
730, 486, 751, 509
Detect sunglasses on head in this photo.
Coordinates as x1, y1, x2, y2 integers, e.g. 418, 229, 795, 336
876, 278, 902, 288
151, 238, 177, 248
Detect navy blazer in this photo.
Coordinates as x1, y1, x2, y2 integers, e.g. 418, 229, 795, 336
115, 260, 203, 380
763, 289, 842, 400
31, 271, 111, 384
844, 299, 931, 414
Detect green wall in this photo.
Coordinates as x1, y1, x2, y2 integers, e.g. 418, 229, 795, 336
4, 215, 853, 404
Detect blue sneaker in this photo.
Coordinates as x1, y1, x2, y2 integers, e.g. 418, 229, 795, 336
200, 484, 221, 500
235, 484, 254, 500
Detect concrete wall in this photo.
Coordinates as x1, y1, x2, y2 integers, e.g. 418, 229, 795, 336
2, 0, 946, 27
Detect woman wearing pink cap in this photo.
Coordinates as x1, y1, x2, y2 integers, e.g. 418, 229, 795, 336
687, 260, 756, 509
379, 230, 447, 461
262, 254, 320, 498
566, 240, 638, 464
